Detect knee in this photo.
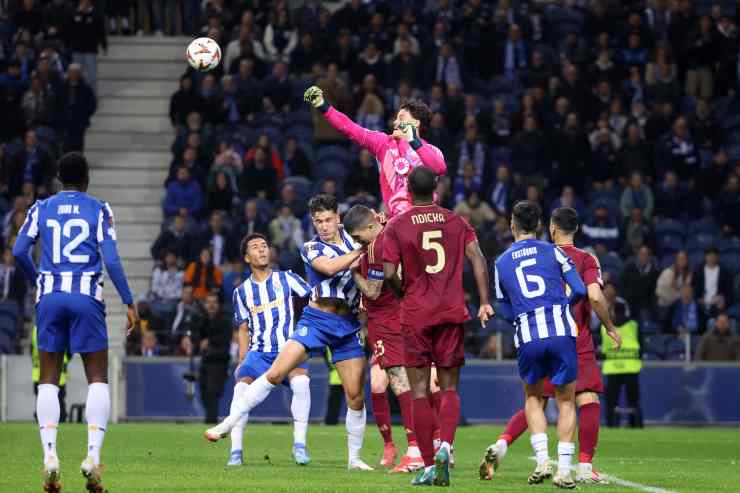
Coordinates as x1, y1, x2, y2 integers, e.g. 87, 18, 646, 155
345, 388, 365, 410
370, 378, 387, 394
265, 369, 285, 386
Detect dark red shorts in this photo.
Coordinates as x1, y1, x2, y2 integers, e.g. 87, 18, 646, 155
543, 351, 603, 397
402, 323, 465, 368
367, 319, 405, 369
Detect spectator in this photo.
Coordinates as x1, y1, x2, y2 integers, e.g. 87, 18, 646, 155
240, 146, 278, 200
151, 214, 196, 264
656, 251, 693, 309
0, 246, 27, 310
455, 118, 486, 181
428, 41, 464, 90
692, 247, 733, 318
150, 250, 184, 319
169, 74, 204, 127
70, 0, 107, 95
196, 293, 232, 423
426, 112, 453, 158
138, 331, 161, 357
620, 245, 659, 319
276, 183, 307, 219
184, 247, 223, 301
685, 15, 716, 100
500, 23, 527, 81
668, 284, 701, 334
620, 172, 655, 221
210, 142, 242, 188
245, 134, 284, 180
168, 285, 201, 343
549, 186, 586, 218
389, 39, 420, 89
696, 313, 740, 361
511, 115, 549, 178
198, 74, 224, 126
205, 171, 234, 215
452, 162, 482, 206
262, 62, 292, 112
717, 174, 740, 235
488, 165, 513, 217
232, 58, 262, 118
696, 149, 729, 199
21, 74, 52, 129
263, 10, 298, 64
199, 211, 235, 267
491, 100, 512, 146
163, 167, 203, 218
327, 29, 357, 74
654, 171, 690, 220
268, 205, 304, 251
553, 112, 591, 195
234, 200, 269, 239
290, 31, 320, 77
655, 116, 700, 181
60, 63, 97, 152
355, 93, 384, 132
453, 191, 495, 231
689, 99, 721, 152
283, 137, 311, 180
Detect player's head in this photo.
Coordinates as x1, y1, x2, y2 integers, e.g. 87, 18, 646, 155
407, 166, 436, 204
550, 206, 579, 242
395, 99, 432, 135
57, 152, 89, 191
240, 233, 270, 269
343, 205, 382, 246
511, 200, 542, 238
309, 193, 340, 242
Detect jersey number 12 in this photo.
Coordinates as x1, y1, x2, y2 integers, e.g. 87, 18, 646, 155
47, 219, 90, 264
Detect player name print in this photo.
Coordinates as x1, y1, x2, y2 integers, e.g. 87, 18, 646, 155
512, 246, 538, 260
57, 205, 80, 215
410, 212, 445, 225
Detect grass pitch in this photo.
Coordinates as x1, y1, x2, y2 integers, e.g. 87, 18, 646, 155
1, 423, 738, 492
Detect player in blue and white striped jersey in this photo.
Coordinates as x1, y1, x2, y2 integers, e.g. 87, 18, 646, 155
205, 194, 373, 471
12, 153, 139, 493
226, 233, 313, 467
493, 201, 586, 489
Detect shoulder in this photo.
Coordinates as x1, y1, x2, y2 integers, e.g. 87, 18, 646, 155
421, 141, 444, 158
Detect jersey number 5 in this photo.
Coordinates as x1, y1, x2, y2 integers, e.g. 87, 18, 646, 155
47, 218, 90, 264
422, 230, 445, 274
515, 258, 545, 298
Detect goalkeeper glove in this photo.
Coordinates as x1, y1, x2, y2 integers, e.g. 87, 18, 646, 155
398, 122, 422, 150
303, 85, 329, 113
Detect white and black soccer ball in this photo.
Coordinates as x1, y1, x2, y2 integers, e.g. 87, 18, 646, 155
186, 37, 221, 71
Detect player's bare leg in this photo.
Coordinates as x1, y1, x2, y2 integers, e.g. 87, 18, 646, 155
335, 356, 373, 471
552, 382, 577, 489
226, 376, 254, 466
79, 350, 110, 493
406, 365, 436, 485
38, 351, 64, 493
524, 381, 553, 485
575, 391, 606, 483
204, 341, 308, 441
370, 362, 396, 467
387, 366, 424, 473
288, 367, 311, 465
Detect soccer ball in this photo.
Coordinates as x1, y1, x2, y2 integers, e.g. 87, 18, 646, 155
186, 37, 221, 71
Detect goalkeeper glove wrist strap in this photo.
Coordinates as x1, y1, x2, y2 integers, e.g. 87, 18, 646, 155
409, 138, 422, 150
317, 101, 330, 113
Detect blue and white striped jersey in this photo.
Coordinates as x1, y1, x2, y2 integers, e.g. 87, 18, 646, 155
300, 227, 360, 310
494, 239, 581, 349
233, 270, 311, 353
15, 191, 127, 304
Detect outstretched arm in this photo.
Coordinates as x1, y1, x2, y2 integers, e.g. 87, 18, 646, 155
304, 86, 385, 155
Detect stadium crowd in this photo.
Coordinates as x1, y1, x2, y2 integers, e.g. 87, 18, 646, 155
1, 1, 740, 362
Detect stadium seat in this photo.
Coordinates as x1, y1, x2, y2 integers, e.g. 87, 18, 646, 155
687, 217, 719, 236
686, 233, 717, 253
0, 331, 11, 354
727, 304, 740, 321
718, 236, 740, 254
316, 145, 350, 163
657, 234, 686, 256
654, 218, 686, 237
722, 253, 740, 274
286, 109, 313, 127
0, 312, 18, 337
285, 123, 314, 143
689, 251, 706, 269
600, 254, 623, 279
491, 146, 512, 164
282, 176, 312, 201
642, 335, 668, 360
660, 253, 677, 270
665, 336, 688, 361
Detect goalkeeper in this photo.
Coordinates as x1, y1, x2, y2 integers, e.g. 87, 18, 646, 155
304, 86, 447, 218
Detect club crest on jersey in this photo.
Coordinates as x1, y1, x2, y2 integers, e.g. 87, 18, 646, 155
297, 325, 308, 337
394, 157, 411, 175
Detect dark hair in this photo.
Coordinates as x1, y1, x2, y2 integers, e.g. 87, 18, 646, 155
399, 99, 432, 134
408, 166, 436, 200
343, 205, 375, 234
705, 246, 719, 256
551, 207, 579, 234
308, 194, 337, 216
57, 152, 89, 186
511, 200, 542, 234
240, 233, 269, 257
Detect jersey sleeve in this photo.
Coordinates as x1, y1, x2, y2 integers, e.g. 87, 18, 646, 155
11, 201, 41, 281
367, 240, 384, 281
582, 253, 604, 287
18, 201, 40, 241
493, 261, 514, 321
553, 246, 575, 274
233, 286, 250, 326
97, 202, 117, 242
381, 221, 402, 266
300, 241, 333, 264
286, 271, 311, 297
460, 216, 477, 245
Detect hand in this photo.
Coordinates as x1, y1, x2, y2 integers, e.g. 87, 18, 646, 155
349, 256, 361, 272
606, 327, 622, 350
374, 211, 387, 225
303, 85, 325, 108
126, 304, 140, 337
478, 304, 494, 327
200, 338, 209, 351
393, 122, 419, 143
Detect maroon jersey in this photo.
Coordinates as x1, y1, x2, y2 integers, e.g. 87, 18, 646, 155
358, 229, 400, 322
560, 245, 603, 354
382, 204, 477, 327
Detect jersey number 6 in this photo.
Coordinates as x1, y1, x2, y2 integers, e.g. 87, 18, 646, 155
422, 230, 445, 274
515, 258, 546, 298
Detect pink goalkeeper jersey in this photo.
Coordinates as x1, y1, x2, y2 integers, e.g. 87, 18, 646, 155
323, 107, 447, 217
